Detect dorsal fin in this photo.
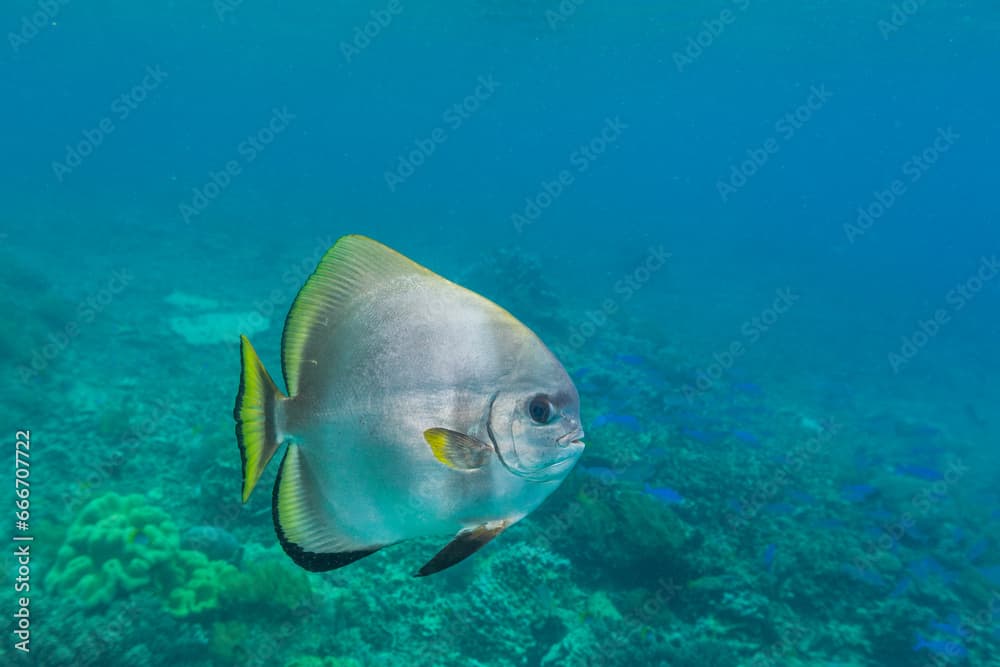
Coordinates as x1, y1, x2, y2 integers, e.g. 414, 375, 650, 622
280, 235, 435, 397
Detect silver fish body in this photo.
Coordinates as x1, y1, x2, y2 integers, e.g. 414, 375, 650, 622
235, 235, 584, 575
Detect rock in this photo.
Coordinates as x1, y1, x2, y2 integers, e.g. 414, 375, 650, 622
168, 312, 268, 346
164, 291, 221, 311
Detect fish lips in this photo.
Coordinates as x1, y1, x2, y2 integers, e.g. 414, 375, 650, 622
500, 431, 585, 482
554, 431, 586, 463
531, 432, 586, 475
552, 441, 585, 472
558, 429, 585, 447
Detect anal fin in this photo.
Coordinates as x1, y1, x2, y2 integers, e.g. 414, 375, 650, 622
273, 444, 384, 572
415, 521, 508, 577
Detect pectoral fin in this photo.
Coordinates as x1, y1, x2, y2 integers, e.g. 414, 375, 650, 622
423, 428, 492, 470
415, 521, 508, 577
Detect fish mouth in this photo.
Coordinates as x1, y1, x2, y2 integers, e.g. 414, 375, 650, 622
496, 438, 581, 480
556, 428, 583, 444
558, 430, 585, 448
539, 431, 585, 470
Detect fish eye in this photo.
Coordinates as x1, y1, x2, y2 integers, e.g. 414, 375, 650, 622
528, 395, 553, 424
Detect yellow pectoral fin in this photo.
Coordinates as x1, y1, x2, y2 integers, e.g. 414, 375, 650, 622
423, 428, 492, 470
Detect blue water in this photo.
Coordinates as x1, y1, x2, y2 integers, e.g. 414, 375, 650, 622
3, 2, 999, 666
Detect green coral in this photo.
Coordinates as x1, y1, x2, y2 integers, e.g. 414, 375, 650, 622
167, 550, 240, 616
44, 492, 239, 616
45, 493, 178, 606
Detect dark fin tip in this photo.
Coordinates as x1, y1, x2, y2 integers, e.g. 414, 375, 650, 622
271, 449, 380, 572
415, 522, 506, 577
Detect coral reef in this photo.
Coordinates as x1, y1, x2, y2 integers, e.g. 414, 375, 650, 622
17, 227, 1000, 667
43, 493, 244, 617
45, 493, 189, 608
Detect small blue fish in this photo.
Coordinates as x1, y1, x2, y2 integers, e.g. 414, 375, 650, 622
616, 354, 645, 365
681, 427, 724, 444
909, 556, 948, 580
966, 537, 989, 563
897, 422, 942, 439
591, 414, 641, 431
731, 381, 764, 395
913, 634, 967, 658
930, 615, 970, 639
788, 490, 816, 504
895, 464, 944, 481
841, 484, 878, 502
732, 429, 761, 447
762, 543, 776, 571
889, 577, 911, 597
643, 484, 683, 505
763, 502, 795, 516
976, 565, 1000, 586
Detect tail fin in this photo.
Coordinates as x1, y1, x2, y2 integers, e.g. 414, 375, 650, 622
234, 335, 288, 503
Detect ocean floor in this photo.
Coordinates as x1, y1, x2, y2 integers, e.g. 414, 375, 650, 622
3, 222, 999, 667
